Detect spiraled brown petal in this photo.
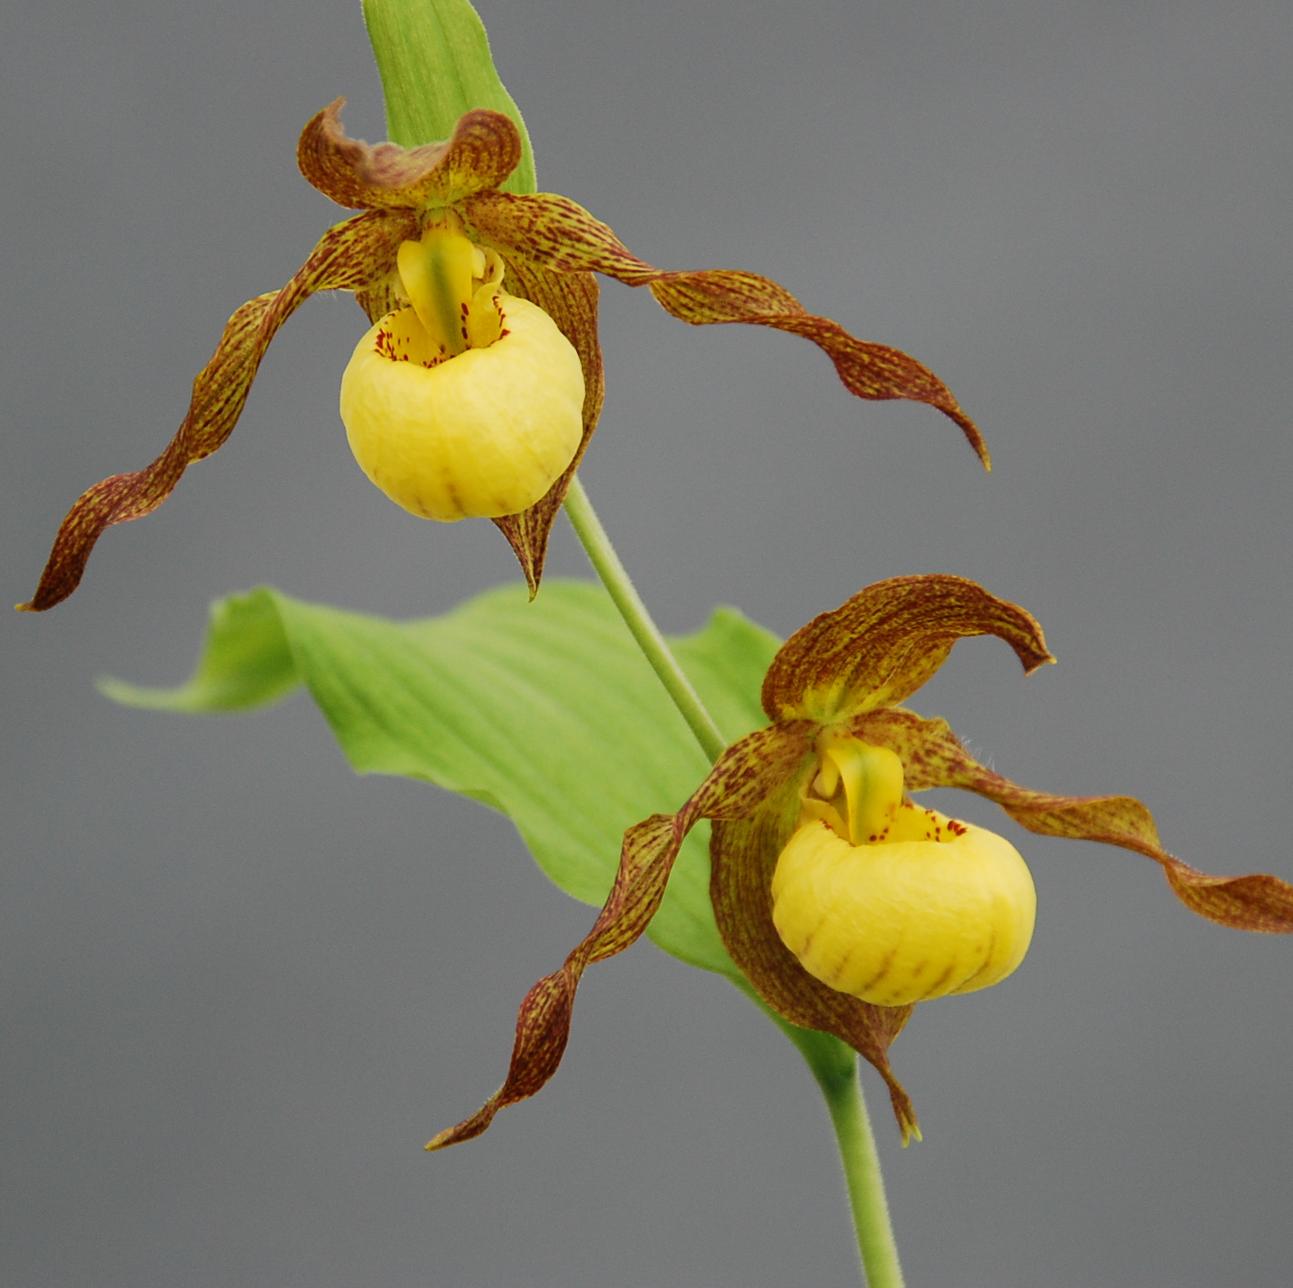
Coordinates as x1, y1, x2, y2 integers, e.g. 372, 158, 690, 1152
427, 723, 814, 1150
761, 574, 1053, 724
490, 257, 604, 596
297, 99, 522, 211
20, 210, 413, 612
462, 190, 988, 466
710, 780, 920, 1143
856, 709, 1293, 933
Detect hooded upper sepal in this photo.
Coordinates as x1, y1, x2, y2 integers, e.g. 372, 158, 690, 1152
760, 574, 1054, 725
298, 99, 523, 212
859, 708, 1293, 933
462, 190, 989, 467
19, 209, 412, 613
427, 723, 816, 1149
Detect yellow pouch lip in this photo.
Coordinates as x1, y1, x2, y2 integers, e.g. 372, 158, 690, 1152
339, 292, 584, 522
772, 814, 1036, 1006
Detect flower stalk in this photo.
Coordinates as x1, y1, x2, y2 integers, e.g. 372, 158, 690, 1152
818, 1062, 906, 1288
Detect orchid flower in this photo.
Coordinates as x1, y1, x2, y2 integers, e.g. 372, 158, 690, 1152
20, 103, 988, 614
429, 575, 1293, 1149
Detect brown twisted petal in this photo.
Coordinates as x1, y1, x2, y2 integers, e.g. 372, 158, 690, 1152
490, 257, 604, 595
19, 209, 414, 613
710, 778, 920, 1143
761, 574, 1054, 725
462, 190, 989, 467
856, 708, 1293, 933
297, 99, 523, 212
427, 722, 815, 1150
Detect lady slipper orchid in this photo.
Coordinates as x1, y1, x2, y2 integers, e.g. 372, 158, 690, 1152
340, 220, 585, 520
428, 575, 1293, 1149
771, 737, 1037, 1006
21, 101, 988, 612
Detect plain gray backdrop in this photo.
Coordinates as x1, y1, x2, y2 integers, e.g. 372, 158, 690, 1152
4, 2, 1290, 1285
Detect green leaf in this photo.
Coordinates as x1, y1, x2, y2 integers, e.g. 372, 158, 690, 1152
104, 580, 778, 980
362, 0, 537, 194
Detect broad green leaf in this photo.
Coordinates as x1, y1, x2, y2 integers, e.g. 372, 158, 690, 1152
104, 580, 778, 980
363, 0, 537, 194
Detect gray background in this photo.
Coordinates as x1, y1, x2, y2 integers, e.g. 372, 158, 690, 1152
4, 2, 1290, 1285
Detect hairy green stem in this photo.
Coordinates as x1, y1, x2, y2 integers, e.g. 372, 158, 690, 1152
815, 1060, 907, 1287
563, 472, 904, 1286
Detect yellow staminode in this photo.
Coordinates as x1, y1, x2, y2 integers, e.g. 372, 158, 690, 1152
772, 738, 1036, 1007
340, 224, 584, 522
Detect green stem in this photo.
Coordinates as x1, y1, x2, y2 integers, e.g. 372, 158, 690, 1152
563, 472, 904, 1286
562, 474, 727, 763
814, 1058, 907, 1287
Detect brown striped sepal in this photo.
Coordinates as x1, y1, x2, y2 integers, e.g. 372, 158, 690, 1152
762, 574, 1054, 723
296, 99, 524, 211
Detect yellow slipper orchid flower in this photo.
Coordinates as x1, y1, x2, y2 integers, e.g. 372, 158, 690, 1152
772, 738, 1037, 1006
340, 220, 584, 520
427, 575, 1293, 1149
21, 102, 988, 613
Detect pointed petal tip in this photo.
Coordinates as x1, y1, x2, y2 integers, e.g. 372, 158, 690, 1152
949, 407, 991, 472
1027, 649, 1059, 676
425, 1097, 501, 1152
885, 1066, 922, 1145
1165, 866, 1293, 934
17, 567, 81, 612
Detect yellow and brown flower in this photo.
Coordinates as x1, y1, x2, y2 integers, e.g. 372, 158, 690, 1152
428, 575, 1293, 1149
21, 102, 988, 612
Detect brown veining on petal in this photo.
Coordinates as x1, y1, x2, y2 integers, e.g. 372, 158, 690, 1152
21, 209, 411, 612
859, 707, 1293, 934
427, 724, 815, 1149
463, 189, 989, 469
762, 574, 1053, 724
